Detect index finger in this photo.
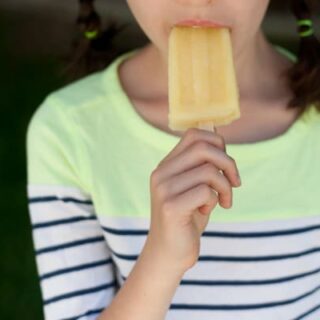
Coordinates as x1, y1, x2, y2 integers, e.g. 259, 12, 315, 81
158, 127, 226, 166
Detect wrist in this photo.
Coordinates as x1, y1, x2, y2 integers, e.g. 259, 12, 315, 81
142, 235, 189, 277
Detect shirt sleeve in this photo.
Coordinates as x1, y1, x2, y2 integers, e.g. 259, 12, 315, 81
26, 95, 119, 320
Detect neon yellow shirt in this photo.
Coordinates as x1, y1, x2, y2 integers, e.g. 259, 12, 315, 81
26, 45, 320, 320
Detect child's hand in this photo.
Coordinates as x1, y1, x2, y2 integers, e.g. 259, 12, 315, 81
147, 128, 241, 272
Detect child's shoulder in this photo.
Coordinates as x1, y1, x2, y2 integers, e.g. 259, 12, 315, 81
46, 70, 108, 113
27, 71, 109, 144
31, 50, 137, 128
29, 64, 117, 127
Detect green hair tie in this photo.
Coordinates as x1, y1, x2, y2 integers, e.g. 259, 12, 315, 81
84, 30, 99, 40
297, 19, 314, 37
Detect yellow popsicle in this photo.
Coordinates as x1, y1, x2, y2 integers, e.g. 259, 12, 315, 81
168, 26, 241, 131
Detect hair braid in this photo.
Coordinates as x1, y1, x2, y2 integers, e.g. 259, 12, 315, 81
286, 0, 320, 113
60, 0, 128, 83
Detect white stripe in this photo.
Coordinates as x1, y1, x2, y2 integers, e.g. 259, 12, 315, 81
170, 289, 319, 320
302, 307, 320, 320
44, 289, 115, 320
185, 252, 320, 281
41, 264, 115, 300
165, 289, 320, 320
172, 272, 320, 304
27, 185, 95, 224
33, 220, 102, 249
199, 230, 320, 256
29, 201, 94, 224
36, 242, 110, 275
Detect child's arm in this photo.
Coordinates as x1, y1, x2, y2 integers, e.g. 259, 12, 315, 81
26, 95, 203, 319
97, 236, 186, 320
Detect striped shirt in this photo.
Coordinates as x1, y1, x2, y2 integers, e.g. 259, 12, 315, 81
26, 45, 320, 320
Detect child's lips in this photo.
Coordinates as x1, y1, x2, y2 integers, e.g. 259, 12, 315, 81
173, 19, 231, 30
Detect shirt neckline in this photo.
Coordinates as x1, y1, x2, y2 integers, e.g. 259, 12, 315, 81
102, 45, 316, 160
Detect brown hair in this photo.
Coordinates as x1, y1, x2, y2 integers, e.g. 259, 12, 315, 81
286, 0, 320, 114
60, 0, 130, 83
61, 0, 320, 114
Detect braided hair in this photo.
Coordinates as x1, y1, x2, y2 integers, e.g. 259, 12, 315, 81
286, 0, 320, 112
60, 0, 129, 83
61, 0, 320, 113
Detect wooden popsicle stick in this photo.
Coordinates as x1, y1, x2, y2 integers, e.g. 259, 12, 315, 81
198, 121, 216, 133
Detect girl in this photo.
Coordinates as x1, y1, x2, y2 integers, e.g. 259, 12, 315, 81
26, 0, 320, 319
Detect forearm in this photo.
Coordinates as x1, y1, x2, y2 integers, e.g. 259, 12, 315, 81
97, 237, 186, 320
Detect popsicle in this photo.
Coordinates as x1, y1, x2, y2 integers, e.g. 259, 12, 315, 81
168, 26, 241, 132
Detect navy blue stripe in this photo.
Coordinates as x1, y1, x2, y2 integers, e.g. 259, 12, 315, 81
167, 283, 320, 311
40, 258, 112, 280
36, 236, 105, 255
64, 289, 319, 317
121, 265, 320, 286
102, 226, 147, 236
293, 303, 320, 320
198, 246, 320, 262
57, 292, 320, 319
202, 224, 320, 238
102, 223, 320, 238
44, 281, 117, 305
33, 216, 97, 229
62, 308, 105, 320
110, 246, 320, 262
29, 195, 93, 205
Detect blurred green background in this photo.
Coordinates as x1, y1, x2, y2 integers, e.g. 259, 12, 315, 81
0, 0, 319, 319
